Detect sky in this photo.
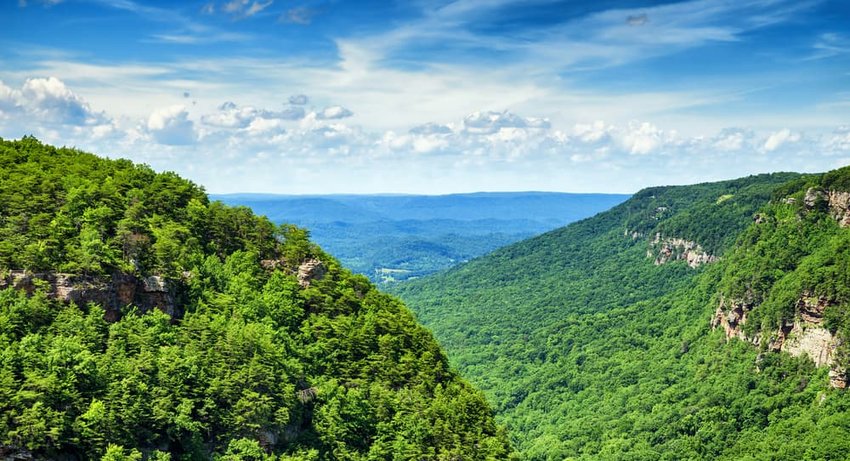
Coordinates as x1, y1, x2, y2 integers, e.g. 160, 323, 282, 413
1, 0, 849, 194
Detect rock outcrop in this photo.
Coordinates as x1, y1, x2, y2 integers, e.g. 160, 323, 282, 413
827, 190, 850, 227
0, 270, 182, 321
650, 234, 718, 268
712, 292, 848, 387
830, 368, 849, 389
802, 187, 850, 227
297, 259, 326, 288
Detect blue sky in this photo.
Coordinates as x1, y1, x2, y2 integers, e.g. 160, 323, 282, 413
1, 0, 849, 193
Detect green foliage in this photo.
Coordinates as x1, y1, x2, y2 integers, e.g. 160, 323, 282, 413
0, 136, 283, 276
0, 138, 513, 460
821, 165, 850, 192
395, 171, 850, 460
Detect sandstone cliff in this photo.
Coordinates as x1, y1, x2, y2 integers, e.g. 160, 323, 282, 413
712, 293, 848, 389
708, 186, 850, 388
0, 270, 183, 321
649, 233, 718, 268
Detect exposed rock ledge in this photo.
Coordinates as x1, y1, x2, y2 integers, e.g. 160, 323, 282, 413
828, 190, 850, 227
649, 234, 718, 268
712, 293, 848, 388
260, 258, 327, 288
804, 187, 850, 227
0, 270, 182, 322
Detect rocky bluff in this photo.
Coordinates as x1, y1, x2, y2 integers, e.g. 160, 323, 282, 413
712, 186, 850, 389
0, 270, 183, 322
1, 259, 327, 323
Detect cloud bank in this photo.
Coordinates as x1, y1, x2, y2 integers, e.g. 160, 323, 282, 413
0, 76, 847, 194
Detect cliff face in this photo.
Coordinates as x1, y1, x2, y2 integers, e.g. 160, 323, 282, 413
0, 270, 182, 321
712, 293, 847, 388
649, 234, 718, 268
712, 189, 850, 387
827, 190, 850, 227
712, 294, 836, 362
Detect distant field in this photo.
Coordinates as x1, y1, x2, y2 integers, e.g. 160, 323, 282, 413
212, 192, 630, 284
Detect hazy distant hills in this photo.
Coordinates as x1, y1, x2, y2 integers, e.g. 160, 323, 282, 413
213, 192, 630, 284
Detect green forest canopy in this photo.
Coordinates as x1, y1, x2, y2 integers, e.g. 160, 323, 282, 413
0, 137, 513, 460
395, 169, 850, 460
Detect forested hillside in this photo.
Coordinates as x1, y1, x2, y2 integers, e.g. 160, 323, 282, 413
396, 171, 850, 460
0, 137, 513, 460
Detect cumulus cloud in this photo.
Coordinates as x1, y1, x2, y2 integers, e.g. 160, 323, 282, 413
462, 111, 550, 135
201, 101, 305, 128
763, 128, 801, 152
0, 81, 21, 116
288, 94, 308, 105
2, 75, 849, 194
0, 77, 111, 131
409, 122, 453, 135
317, 105, 353, 120
18, 77, 106, 125
619, 121, 673, 155
202, 102, 256, 128
712, 127, 754, 151
147, 105, 196, 145
573, 120, 612, 144
825, 127, 850, 152
277, 106, 306, 120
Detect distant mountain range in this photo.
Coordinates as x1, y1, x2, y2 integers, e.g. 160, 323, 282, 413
212, 192, 630, 284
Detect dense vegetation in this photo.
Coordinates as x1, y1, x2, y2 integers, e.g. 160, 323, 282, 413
718, 167, 850, 358
0, 137, 513, 460
215, 193, 628, 285
395, 171, 850, 460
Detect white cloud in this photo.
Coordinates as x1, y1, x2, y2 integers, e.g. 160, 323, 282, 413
317, 105, 353, 120
712, 127, 753, 151
618, 121, 672, 155
1, 76, 849, 195
409, 122, 452, 135
0, 81, 21, 116
573, 121, 612, 144
825, 127, 850, 152
201, 101, 257, 128
201, 101, 305, 128
763, 128, 801, 152
147, 105, 196, 145
462, 111, 550, 135
19, 77, 105, 125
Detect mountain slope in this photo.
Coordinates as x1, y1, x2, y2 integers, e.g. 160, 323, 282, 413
395, 171, 850, 459
0, 137, 513, 460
